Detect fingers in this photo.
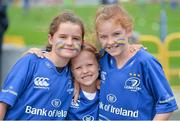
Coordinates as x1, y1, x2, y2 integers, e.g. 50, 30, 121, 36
21, 48, 36, 56
22, 48, 45, 58
143, 47, 148, 51
96, 79, 100, 90
73, 90, 79, 103
35, 50, 45, 58
129, 44, 144, 53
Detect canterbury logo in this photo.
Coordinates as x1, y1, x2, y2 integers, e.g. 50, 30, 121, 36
34, 77, 50, 89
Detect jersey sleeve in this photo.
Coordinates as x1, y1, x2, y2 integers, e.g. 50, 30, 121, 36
0, 54, 36, 107
145, 57, 178, 114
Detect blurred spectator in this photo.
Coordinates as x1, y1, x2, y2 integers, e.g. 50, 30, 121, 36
0, 0, 8, 82
137, 0, 148, 13
7, 0, 13, 6
160, 9, 167, 42
170, 0, 178, 10
101, 0, 118, 4
23, 0, 29, 15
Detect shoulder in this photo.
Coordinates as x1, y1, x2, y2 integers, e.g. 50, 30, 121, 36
21, 54, 41, 61
99, 52, 112, 70
137, 49, 158, 62
137, 48, 162, 68
99, 51, 110, 64
15, 54, 41, 66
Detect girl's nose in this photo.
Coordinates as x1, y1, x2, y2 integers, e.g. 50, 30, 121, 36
66, 37, 73, 46
82, 67, 88, 74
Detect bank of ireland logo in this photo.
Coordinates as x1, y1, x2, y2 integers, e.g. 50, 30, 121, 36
124, 77, 141, 92
82, 115, 94, 121
34, 77, 50, 89
51, 99, 61, 108
106, 94, 117, 103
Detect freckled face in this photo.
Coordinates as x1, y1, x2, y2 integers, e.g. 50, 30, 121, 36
97, 20, 130, 57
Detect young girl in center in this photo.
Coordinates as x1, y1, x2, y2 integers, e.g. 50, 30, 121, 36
0, 11, 85, 120
66, 42, 99, 120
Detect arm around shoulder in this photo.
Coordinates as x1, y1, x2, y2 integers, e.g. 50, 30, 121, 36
0, 102, 8, 120
153, 112, 173, 121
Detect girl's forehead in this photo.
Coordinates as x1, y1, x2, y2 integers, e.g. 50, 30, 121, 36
97, 21, 124, 34
78, 51, 96, 59
57, 22, 82, 35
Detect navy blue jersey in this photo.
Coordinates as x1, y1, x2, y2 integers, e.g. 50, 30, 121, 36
99, 48, 178, 120
66, 90, 99, 121
0, 54, 74, 120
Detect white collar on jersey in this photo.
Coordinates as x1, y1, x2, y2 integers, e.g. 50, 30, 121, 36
82, 90, 97, 100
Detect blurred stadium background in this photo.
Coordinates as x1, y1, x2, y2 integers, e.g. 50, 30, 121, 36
4, 0, 180, 84
1, 0, 180, 119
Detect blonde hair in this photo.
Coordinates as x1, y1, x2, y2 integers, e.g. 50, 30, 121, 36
81, 42, 97, 54
95, 4, 133, 33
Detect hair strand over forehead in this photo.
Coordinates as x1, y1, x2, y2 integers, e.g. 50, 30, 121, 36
95, 4, 134, 33
49, 11, 84, 37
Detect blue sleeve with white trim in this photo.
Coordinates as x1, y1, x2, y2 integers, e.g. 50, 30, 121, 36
0, 54, 36, 107
145, 57, 178, 113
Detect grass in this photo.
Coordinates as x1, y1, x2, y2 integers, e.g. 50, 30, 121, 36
5, 2, 180, 85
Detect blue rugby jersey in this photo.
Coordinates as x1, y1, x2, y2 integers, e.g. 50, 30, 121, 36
66, 90, 99, 120
0, 54, 74, 120
99, 48, 178, 120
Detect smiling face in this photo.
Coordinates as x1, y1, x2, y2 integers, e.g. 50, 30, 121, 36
97, 19, 130, 57
49, 22, 83, 59
71, 50, 99, 88
95, 4, 133, 58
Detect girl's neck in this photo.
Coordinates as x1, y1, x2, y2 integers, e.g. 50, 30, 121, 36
44, 52, 70, 67
114, 44, 136, 69
80, 82, 97, 93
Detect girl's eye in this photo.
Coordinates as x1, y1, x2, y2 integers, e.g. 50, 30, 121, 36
73, 37, 81, 41
87, 64, 93, 66
75, 67, 81, 70
113, 32, 121, 37
59, 36, 66, 39
99, 35, 107, 39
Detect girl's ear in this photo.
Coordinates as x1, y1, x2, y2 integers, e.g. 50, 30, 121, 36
48, 34, 53, 45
